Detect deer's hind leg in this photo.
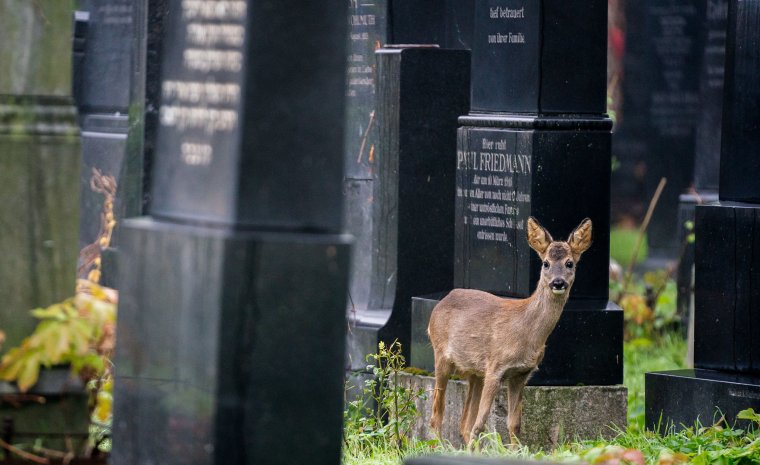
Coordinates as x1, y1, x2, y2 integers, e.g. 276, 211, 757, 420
430, 355, 453, 433
460, 375, 483, 443
506, 371, 531, 444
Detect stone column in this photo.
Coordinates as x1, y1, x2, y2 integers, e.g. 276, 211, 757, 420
0, 0, 80, 349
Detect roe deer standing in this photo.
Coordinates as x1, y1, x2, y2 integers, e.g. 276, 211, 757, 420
427, 217, 592, 444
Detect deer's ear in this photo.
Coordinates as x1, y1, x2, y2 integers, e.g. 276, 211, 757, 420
568, 218, 592, 257
527, 217, 552, 256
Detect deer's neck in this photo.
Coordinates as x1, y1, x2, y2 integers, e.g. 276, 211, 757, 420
523, 284, 569, 345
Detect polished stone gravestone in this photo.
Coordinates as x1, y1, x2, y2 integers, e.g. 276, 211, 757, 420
0, 1, 80, 350
74, 0, 169, 286
646, 0, 760, 428
346, 47, 470, 369
611, 0, 706, 262
410, 0, 623, 386
676, 0, 728, 325
344, 2, 474, 368
111, 2, 351, 464
73, 0, 134, 283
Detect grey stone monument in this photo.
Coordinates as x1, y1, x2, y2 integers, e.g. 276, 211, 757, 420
0, 0, 80, 351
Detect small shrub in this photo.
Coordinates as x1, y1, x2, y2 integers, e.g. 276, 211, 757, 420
344, 340, 427, 450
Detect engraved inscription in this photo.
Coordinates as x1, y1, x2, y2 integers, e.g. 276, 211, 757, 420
486, 4, 527, 46
457, 134, 532, 244
159, 0, 247, 166
648, 3, 701, 137
344, 0, 386, 174
98, 3, 133, 25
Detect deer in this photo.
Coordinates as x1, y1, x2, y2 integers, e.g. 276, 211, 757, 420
427, 216, 592, 445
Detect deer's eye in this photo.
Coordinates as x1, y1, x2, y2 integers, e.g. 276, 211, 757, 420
542, 261, 549, 269
566, 261, 574, 269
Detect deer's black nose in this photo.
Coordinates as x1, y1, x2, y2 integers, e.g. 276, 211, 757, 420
550, 279, 567, 290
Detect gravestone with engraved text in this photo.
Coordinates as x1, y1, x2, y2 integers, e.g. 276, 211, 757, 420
646, 0, 760, 429
611, 0, 706, 262
111, 2, 351, 464
343, 1, 476, 368
410, 0, 623, 386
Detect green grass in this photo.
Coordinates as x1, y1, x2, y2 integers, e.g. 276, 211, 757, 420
610, 227, 648, 268
342, 332, 760, 465
625, 332, 688, 429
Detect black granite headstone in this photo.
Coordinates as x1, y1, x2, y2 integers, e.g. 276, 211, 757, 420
469, 0, 606, 114
346, 47, 470, 369
611, 0, 706, 261
409, 0, 623, 386
112, 2, 352, 464
675, 0, 728, 324
148, 2, 345, 232
343, 1, 474, 325
73, 0, 133, 279
646, 0, 760, 429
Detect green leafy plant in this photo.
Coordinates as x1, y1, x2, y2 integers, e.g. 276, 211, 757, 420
0, 280, 116, 455
0, 282, 115, 391
344, 340, 427, 450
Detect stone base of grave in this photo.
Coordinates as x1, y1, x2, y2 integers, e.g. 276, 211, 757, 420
399, 373, 627, 450
646, 369, 760, 430
0, 368, 89, 452
112, 218, 350, 465
410, 294, 623, 386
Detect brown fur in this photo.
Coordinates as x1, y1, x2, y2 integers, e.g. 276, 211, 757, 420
427, 217, 592, 444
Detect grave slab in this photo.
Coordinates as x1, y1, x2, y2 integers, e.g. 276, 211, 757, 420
646, 369, 760, 429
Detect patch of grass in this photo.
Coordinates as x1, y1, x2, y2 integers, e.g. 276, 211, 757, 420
625, 332, 687, 429
343, 332, 760, 464
610, 227, 648, 268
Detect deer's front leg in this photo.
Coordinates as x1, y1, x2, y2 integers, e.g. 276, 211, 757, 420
468, 373, 500, 442
506, 371, 531, 444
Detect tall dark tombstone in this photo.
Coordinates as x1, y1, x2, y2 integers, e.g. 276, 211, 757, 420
646, 0, 760, 428
111, 2, 351, 464
344, 2, 474, 368
611, 0, 706, 263
73, 0, 170, 288
410, 0, 623, 386
676, 0, 729, 324
0, 1, 80, 350
73, 0, 133, 281
346, 46, 470, 368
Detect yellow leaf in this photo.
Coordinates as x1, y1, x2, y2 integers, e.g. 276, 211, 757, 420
16, 350, 42, 392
